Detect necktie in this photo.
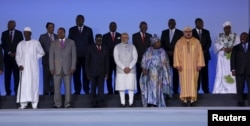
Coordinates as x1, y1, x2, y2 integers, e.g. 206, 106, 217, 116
50, 34, 54, 41
111, 32, 115, 42
142, 33, 145, 43
169, 30, 173, 42
78, 27, 82, 33
9, 31, 13, 43
198, 30, 202, 40
97, 46, 101, 53
60, 40, 65, 49
243, 43, 247, 52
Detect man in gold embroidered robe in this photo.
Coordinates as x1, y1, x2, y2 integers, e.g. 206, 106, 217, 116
174, 26, 205, 106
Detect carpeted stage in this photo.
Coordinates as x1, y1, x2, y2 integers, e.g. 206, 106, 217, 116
0, 94, 249, 126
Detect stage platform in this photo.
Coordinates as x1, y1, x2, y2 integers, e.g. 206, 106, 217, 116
0, 107, 249, 126
0, 94, 249, 109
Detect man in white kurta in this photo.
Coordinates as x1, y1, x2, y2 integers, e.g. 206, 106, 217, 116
213, 21, 240, 94
15, 27, 45, 109
114, 32, 138, 107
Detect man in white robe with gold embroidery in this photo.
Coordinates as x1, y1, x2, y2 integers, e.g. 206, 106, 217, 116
16, 27, 45, 109
213, 21, 240, 94
114, 32, 138, 107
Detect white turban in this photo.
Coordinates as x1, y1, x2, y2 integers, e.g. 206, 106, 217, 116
24, 27, 32, 32
223, 21, 231, 28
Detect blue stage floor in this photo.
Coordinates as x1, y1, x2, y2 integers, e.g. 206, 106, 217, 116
0, 107, 249, 126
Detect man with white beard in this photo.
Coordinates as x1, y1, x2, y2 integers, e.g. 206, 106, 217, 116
114, 32, 138, 107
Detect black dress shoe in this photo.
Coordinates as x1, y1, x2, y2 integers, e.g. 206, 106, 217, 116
6, 93, 11, 96
190, 102, 196, 107
120, 104, 126, 107
50, 92, 54, 95
237, 102, 245, 106
73, 92, 80, 95
44, 92, 49, 95
65, 105, 72, 108
182, 102, 188, 107
129, 104, 134, 107
53, 105, 61, 108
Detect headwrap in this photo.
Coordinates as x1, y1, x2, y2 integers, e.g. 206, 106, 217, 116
223, 21, 231, 28
150, 34, 160, 44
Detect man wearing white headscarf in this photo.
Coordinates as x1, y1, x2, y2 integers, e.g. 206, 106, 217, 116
114, 32, 138, 107
16, 27, 45, 109
213, 21, 240, 94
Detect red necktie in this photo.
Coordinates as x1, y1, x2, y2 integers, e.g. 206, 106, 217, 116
142, 33, 145, 43
60, 40, 65, 49
111, 32, 115, 42
97, 46, 101, 53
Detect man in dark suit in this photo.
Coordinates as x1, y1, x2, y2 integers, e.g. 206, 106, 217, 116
39, 22, 58, 95
102, 22, 121, 94
1, 20, 23, 95
86, 34, 109, 107
68, 15, 94, 95
49, 27, 77, 108
132, 21, 152, 95
0, 44, 3, 75
192, 18, 211, 93
231, 32, 250, 106
161, 19, 183, 94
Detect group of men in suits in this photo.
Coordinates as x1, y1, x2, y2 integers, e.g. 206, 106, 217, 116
1, 15, 249, 107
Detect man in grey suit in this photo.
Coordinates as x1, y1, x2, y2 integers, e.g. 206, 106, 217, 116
39, 22, 58, 95
49, 27, 76, 108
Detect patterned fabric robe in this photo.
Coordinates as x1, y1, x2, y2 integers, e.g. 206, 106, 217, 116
140, 47, 172, 107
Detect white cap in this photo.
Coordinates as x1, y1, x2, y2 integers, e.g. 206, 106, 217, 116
24, 27, 32, 32
223, 21, 231, 28
183, 26, 192, 31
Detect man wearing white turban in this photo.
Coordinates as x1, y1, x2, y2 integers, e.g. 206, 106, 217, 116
213, 21, 240, 94
16, 27, 45, 109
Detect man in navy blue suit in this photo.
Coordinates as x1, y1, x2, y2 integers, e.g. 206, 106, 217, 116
103, 22, 121, 94
192, 18, 212, 93
161, 19, 183, 94
231, 32, 250, 106
86, 34, 109, 107
68, 15, 94, 95
1, 20, 24, 95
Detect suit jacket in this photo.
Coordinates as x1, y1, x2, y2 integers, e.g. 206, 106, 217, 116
192, 28, 212, 60
132, 32, 152, 63
231, 43, 250, 75
85, 44, 109, 76
102, 32, 121, 57
1, 29, 23, 57
39, 33, 58, 66
49, 38, 77, 75
161, 29, 183, 65
68, 25, 94, 58
0, 44, 3, 71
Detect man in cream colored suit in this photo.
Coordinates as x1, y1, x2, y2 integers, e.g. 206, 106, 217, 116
49, 27, 76, 108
